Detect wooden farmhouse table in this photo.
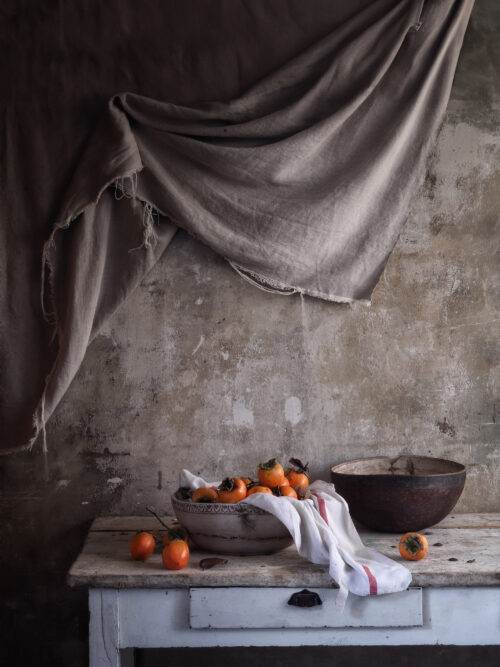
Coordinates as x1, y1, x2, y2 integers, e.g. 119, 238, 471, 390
68, 513, 500, 666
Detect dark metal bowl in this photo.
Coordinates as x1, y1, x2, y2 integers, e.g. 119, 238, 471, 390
330, 455, 466, 533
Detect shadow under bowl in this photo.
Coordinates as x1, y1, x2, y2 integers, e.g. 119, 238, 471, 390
330, 455, 466, 533
171, 492, 293, 555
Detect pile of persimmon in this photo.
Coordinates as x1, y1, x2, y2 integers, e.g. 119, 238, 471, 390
129, 522, 190, 570
190, 457, 310, 504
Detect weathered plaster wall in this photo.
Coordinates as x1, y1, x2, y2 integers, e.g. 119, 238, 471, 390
47, 18, 500, 514
1, 3, 498, 666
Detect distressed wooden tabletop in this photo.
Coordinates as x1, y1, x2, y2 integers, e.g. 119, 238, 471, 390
68, 513, 500, 589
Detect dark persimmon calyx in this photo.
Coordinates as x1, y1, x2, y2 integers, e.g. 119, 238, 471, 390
177, 487, 193, 500
218, 477, 236, 491
402, 534, 424, 555
260, 458, 278, 470
272, 486, 283, 496
168, 527, 187, 542
289, 457, 309, 473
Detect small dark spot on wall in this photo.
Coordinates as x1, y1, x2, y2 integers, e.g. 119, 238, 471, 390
436, 417, 456, 437
158, 471, 162, 490
424, 171, 437, 200
429, 215, 444, 235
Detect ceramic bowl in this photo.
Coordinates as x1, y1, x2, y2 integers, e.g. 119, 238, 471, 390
171, 491, 293, 555
330, 455, 466, 533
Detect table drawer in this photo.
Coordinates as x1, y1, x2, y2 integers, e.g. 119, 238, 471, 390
190, 587, 422, 629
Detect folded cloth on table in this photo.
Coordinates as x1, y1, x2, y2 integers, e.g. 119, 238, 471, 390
179, 470, 411, 609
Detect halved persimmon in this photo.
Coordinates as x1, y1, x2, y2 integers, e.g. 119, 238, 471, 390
247, 485, 273, 496
258, 458, 285, 488
217, 477, 247, 503
192, 487, 218, 503
399, 532, 428, 561
285, 458, 310, 488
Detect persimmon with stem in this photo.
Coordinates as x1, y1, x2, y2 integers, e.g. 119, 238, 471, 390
162, 539, 190, 570
399, 532, 428, 561
192, 487, 218, 503
217, 477, 247, 503
285, 458, 310, 488
129, 532, 155, 561
258, 458, 285, 488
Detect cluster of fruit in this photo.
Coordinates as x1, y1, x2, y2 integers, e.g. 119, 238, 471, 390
129, 522, 190, 569
128, 458, 310, 570
189, 457, 310, 504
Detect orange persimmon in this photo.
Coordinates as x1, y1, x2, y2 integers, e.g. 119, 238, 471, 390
271, 484, 298, 499
129, 532, 155, 561
279, 485, 298, 499
162, 539, 190, 570
399, 532, 429, 561
217, 477, 247, 503
285, 458, 310, 488
192, 487, 219, 503
258, 458, 285, 488
247, 485, 273, 496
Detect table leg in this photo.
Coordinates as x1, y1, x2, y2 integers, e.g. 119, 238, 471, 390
89, 589, 124, 667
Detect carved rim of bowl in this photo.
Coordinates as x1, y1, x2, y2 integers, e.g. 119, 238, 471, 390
172, 491, 271, 515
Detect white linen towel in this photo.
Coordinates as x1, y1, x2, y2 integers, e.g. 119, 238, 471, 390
179, 470, 411, 609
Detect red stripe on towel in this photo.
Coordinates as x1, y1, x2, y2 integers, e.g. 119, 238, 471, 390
363, 565, 378, 595
313, 494, 329, 525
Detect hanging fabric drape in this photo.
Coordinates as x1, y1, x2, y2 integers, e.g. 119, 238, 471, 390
0, 0, 474, 453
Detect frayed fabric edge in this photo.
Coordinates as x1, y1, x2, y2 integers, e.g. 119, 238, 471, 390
25, 166, 148, 457
228, 260, 371, 306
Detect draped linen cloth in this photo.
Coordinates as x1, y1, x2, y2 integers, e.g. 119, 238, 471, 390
0, 0, 473, 453
180, 470, 412, 606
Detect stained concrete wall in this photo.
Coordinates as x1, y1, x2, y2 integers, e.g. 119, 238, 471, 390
1, 3, 499, 666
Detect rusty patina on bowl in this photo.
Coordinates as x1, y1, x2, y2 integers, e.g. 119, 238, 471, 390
171, 491, 293, 555
330, 456, 466, 533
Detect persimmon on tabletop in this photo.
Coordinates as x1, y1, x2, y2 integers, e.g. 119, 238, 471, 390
163, 538, 190, 570
129, 532, 155, 561
399, 532, 429, 561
